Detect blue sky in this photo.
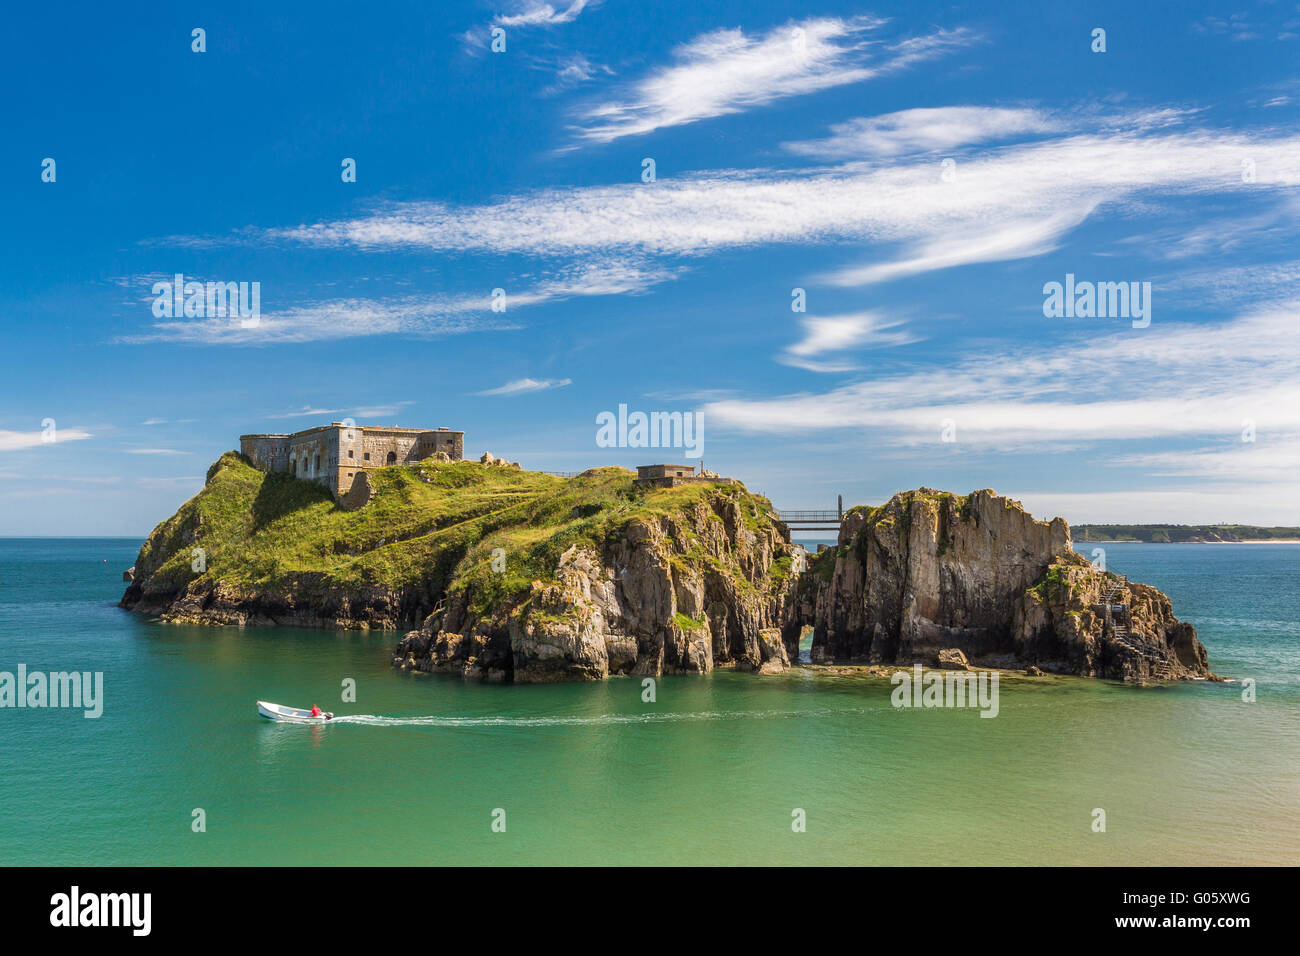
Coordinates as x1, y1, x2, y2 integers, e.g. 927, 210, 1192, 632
4, 0, 1300, 536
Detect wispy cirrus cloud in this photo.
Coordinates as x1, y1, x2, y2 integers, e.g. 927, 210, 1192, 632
353, 401, 415, 419
569, 17, 976, 144
496, 0, 592, 28
152, 116, 1300, 341
0, 428, 92, 451
267, 406, 346, 420
477, 377, 573, 396
461, 0, 595, 52
119, 258, 669, 345
121, 293, 518, 346
269, 126, 1300, 265
785, 106, 1063, 159
703, 301, 1300, 453
267, 401, 416, 421
780, 312, 917, 371
1167, 258, 1300, 306
1111, 434, 1300, 481
822, 206, 1096, 287
543, 54, 613, 95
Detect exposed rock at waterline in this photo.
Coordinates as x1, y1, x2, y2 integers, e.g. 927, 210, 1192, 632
936, 648, 970, 670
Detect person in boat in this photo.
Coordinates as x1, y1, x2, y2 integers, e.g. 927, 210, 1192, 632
310, 705, 323, 717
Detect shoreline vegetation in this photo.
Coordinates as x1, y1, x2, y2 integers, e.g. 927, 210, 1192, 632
121, 452, 1217, 685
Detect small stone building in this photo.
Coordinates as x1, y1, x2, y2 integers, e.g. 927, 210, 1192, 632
634, 463, 737, 489
637, 464, 697, 481
241, 423, 464, 496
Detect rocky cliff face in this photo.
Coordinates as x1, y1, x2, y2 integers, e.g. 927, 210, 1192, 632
394, 496, 797, 682
784, 489, 1215, 682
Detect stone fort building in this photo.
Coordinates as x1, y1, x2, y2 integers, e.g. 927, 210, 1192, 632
240, 423, 464, 496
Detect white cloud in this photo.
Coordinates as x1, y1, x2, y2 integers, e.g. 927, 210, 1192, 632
122, 294, 517, 346
477, 377, 573, 396
496, 0, 591, 28
0, 428, 92, 451
544, 54, 613, 94
161, 119, 1300, 346
780, 312, 917, 371
268, 406, 345, 420
269, 128, 1300, 269
1110, 434, 1300, 482
1162, 258, 1300, 307
701, 301, 1300, 450
352, 401, 415, 419
119, 258, 666, 345
823, 207, 1094, 286
570, 18, 974, 143
785, 106, 1062, 159
265, 403, 416, 422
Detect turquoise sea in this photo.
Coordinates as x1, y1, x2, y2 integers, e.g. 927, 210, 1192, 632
1, 538, 1296, 865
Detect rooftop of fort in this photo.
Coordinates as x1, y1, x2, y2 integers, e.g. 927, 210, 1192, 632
239, 423, 462, 440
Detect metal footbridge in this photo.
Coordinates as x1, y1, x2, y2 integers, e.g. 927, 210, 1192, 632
775, 496, 844, 532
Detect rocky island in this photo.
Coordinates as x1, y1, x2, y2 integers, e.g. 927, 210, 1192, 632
121, 453, 1215, 684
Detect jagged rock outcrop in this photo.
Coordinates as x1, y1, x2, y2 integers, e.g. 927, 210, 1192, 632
786, 489, 1215, 682
936, 648, 969, 670
393, 495, 799, 682
1012, 555, 1211, 681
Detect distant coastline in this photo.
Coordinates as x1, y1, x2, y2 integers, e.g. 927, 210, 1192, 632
1073, 524, 1300, 544
1078, 538, 1300, 544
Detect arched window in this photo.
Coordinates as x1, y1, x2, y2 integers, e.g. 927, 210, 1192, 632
314, 454, 320, 473
386, 451, 397, 465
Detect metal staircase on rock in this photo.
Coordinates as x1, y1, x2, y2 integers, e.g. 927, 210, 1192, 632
1101, 574, 1129, 638
1095, 574, 1175, 680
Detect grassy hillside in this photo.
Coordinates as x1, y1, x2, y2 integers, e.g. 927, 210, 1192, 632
130, 452, 779, 619
1072, 524, 1300, 542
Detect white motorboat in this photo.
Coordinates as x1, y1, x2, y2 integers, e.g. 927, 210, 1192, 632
257, 700, 335, 723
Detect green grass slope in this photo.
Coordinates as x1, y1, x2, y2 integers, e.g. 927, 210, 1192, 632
124, 451, 779, 624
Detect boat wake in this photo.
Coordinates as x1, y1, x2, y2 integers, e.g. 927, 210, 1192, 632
324, 707, 865, 728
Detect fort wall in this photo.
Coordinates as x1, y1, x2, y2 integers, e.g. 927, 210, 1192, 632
240, 423, 465, 497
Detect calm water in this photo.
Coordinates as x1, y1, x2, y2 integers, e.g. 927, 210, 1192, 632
0, 538, 1296, 865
